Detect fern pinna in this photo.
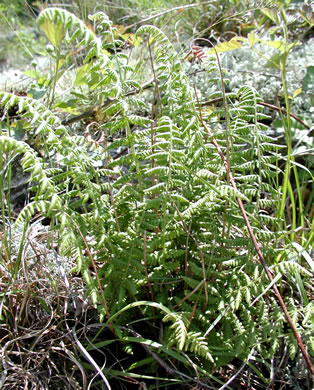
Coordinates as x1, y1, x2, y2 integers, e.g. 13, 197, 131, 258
0, 7, 312, 385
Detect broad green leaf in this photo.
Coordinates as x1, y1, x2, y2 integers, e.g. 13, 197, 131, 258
39, 17, 65, 48
292, 88, 302, 98
262, 40, 300, 54
240, 23, 257, 36
248, 31, 259, 47
262, 40, 285, 52
261, 8, 279, 25
131, 34, 142, 48
74, 62, 94, 86
265, 52, 285, 69
27, 87, 47, 100
24, 69, 37, 79
54, 100, 81, 115
208, 38, 242, 54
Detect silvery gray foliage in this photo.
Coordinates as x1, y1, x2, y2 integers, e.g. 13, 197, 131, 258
222, 44, 281, 100
184, 38, 313, 122
9, 222, 74, 291
222, 39, 314, 118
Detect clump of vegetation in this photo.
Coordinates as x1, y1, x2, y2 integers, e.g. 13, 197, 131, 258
0, 1, 313, 389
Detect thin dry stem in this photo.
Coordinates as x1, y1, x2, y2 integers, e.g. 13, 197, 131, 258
143, 231, 154, 301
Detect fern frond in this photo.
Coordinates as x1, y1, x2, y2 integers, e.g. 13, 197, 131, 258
163, 313, 188, 351
37, 7, 95, 47
184, 331, 214, 362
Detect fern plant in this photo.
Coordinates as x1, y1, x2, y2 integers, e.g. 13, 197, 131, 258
1, 7, 313, 388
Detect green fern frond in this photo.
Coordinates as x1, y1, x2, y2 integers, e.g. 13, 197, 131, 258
136, 25, 170, 47
163, 313, 188, 351
37, 7, 95, 47
272, 261, 312, 278
184, 331, 214, 362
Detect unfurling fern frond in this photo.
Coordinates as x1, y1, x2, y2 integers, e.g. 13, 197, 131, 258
37, 7, 96, 48
136, 25, 170, 48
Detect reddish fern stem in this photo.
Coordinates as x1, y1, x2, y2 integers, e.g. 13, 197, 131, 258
197, 108, 314, 377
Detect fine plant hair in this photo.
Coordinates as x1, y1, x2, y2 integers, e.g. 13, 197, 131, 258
0, 7, 313, 387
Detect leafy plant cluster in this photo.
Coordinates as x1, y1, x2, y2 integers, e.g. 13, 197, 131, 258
0, 5, 313, 389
